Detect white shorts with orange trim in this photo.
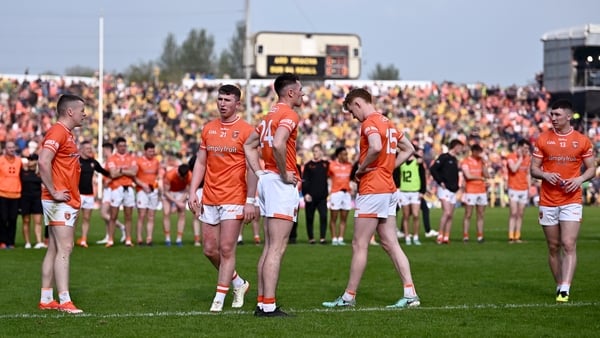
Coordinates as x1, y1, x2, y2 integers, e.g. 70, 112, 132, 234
462, 192, 488, 206
538, 203, 582, 226
258, 172, 300, 222
330, 191, 352, 211
136, 189, 160, 210
102, 187, 111, 204
110, 186, 136, 208
200, 204, 244, 225
354, 192, 396, 219
81, 194, 95, 210
398, 191, 420, 207
437, 187, 457, 204
508, 189, 528, 205
42, 200, 79, 227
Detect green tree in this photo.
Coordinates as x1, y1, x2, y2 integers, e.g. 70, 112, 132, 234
158, 33, 182, 83
123, 60, 156, 84
217, 21, 245, 78
368, 63, 400, 80
178, 28, 216, 77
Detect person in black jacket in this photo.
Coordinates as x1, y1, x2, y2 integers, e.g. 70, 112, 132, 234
19, 154, 44, 249
76, 140, 111, 247
429, 139, 464, 244
302, 144, 329, 244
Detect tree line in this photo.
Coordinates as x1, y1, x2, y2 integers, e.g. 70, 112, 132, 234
64, 22, 400, 82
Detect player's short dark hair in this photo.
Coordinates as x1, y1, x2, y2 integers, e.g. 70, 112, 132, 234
470, 144, 483, 152
57, 94, 84, 116
102, 142, 114, 151
218, 84, 241, 101
274, 73, 299, 97
334, 147, 347, 157
517, 139, 530, 147
144, 142, 155, 150
115, 137, 126, 145
343, 88, 372, 111
448, 139, 464, 150
80, 140, 91, 147
177, 164, 190, 177
550, 99, 573, 111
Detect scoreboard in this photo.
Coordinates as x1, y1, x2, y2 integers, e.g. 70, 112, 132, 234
253, 32, 361, 79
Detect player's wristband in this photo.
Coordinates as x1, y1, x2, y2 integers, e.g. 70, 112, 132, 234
255, 170, 265, 176
246, 197, 255, 204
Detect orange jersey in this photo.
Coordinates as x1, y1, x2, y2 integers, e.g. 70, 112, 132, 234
506, 153, 531, 190
533, 129, 593, 206
0, 155, 22, 198
461, 156, 486, 193
40, 123, 81, 209
358, 113, 402, 195
164, 168, 191, 192
135, 155, 160, 191
256, 103, 300, 179
328, 160, 352, 193
201, 116, 254, 205
106, 153, 137, 189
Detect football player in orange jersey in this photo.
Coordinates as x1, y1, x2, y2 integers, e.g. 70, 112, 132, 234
506, 139, 531, 243
244, 73, 303, 317
38, 94, 87, 314
530, 99, 596, 303
322, 88, 419, 309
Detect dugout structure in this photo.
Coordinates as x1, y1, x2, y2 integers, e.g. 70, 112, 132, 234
253, 31, 361, 80
542, 24, 600, 116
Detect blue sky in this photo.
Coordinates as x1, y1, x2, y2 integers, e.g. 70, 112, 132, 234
1, 0, 598, 86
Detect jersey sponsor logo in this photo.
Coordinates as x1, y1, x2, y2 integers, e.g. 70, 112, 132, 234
206, 145, 238, 153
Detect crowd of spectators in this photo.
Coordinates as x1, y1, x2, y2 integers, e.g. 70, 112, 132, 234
2, 73, 600, 205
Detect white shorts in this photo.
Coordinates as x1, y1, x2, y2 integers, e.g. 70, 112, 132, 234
81, 194, 95, 210
354, 192, 396, 219
102, 187, 111, 204
538, 203, 582, 226
437, 187, 457, 204
329, 191, 352, 211
508, 189, 528, 205
462, 192, 488, 206
110, 186, 136, 208
200, 204, 244, 224
42, 200, 79, 227
136, 190, 160, 210
258, 172, 300, 222
398, 191, 420, 207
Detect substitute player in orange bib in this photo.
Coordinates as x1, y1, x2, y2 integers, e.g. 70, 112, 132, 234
530, 99, 596, 303
506, 139, 531, 243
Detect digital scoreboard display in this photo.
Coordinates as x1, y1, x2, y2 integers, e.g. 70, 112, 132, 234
267, 55, 326, 77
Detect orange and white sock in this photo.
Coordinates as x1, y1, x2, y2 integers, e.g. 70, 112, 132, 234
231, 272, 245, 289
214, 284, 228, 303
404, 284, 417, 298
342, 289, 356, 302
262, 297, 276, 312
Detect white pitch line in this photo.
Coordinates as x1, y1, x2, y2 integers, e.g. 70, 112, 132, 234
1, 302, 597, 320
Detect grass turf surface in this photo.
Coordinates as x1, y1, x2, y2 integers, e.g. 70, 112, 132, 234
1, 206, 599, 337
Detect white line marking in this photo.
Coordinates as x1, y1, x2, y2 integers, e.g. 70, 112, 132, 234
2, 302, 597, 319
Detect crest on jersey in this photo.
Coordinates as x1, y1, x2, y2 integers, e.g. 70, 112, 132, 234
232, 131, 240, 139
572, 141, 578, 148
